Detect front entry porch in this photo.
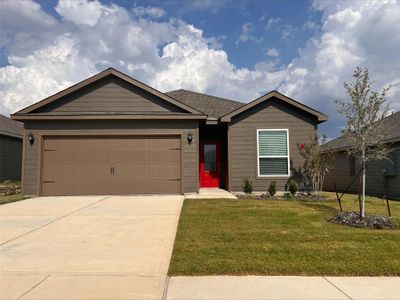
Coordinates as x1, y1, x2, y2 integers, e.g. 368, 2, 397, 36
185, 188, 237, 199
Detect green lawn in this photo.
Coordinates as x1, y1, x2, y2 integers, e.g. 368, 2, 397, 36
0, 194, 30, 205
169, 192, 400, 276
0, 181, 29, 205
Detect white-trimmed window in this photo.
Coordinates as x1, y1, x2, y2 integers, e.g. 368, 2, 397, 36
257, 129, 290, 176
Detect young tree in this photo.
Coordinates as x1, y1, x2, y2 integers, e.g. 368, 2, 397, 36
336, 67, 390, 218
297, 134, 334, 194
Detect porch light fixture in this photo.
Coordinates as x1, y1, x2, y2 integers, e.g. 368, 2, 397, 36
28, 133, 35, 145
187, 132, 193, 144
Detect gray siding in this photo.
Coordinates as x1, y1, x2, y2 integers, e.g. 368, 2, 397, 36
36, 76, 186, 114
0, 135, 23, 181
22, 120, 198, 195
324, 144, 400, 199
228, 98, 317, 192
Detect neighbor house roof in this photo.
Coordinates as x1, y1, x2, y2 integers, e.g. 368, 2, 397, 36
323, 111, 400, 152
220, 90, 328, 123
12, 68, 206, 120
166, 89, 245, 119
0, 114, 23, 138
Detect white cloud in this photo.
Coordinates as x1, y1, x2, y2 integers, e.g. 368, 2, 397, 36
187, 0, 227, 13
280, 24, 297, 41
303, 20, 319, 31
265, 17, 281, 29
236, 22, 263, 44
0, 0, 58, 55
265, 48, 280, 57
133, 6, 166, 19
0, 0, 399, 139
55, 0, 118, 26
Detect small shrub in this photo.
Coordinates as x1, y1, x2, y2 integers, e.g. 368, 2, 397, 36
242, 178, 253, 194
288, 180, 298, 196
283, 192, 292, 199
267, 181, 276, 196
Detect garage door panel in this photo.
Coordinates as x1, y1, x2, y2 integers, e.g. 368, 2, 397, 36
43, 152, 109, 167
43, 166, 111, 181
43, 179, 181, 195
114, 164, 180, 178
111, 148, 180, 163
41, 136, 181, 196
105, 179, 180, 194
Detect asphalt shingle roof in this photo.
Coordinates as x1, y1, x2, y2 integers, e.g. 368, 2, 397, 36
166, 89, 245, 118
0, 114, 23, 138
324, 111, 400, 151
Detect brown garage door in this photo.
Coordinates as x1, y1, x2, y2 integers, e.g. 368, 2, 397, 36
41, 136, 181, 196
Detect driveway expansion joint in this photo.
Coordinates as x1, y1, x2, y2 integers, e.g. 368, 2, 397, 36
322, 277, 353, 300
16, 274, 50, 300
162, 276, 170, 300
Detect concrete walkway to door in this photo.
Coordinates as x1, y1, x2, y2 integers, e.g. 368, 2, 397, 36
185, 188, 237, 199
0, 195, 183, 300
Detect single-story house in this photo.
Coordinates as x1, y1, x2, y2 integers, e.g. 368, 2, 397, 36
0, 114, 23, 181
11, 68, 328, 196
323, 111, 400, 199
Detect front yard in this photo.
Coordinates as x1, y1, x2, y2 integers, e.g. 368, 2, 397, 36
169, 193, 400, 276
0, 194, 30, 205
0, 180, 29, 205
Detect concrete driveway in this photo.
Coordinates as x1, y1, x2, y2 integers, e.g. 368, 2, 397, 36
0, 195, 183, 300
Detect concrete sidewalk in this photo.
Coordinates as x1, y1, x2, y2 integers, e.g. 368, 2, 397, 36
165, 276, 400, 300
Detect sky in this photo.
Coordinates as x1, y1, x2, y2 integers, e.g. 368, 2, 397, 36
0, 0, 399, 138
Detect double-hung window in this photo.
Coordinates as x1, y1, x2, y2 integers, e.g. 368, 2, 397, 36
257, 129, 290, 176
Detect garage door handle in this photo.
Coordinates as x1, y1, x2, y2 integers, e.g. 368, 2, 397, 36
111, 167, 115, 175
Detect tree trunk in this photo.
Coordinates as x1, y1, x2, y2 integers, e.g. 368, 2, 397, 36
361, 162, 366, 218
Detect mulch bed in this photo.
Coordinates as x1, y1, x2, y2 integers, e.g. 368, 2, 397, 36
330, 211, 396, 229
235, 193, 328, 201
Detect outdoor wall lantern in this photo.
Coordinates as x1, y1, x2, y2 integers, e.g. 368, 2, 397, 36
28, 133, 35, 145
187, 132, 193, 144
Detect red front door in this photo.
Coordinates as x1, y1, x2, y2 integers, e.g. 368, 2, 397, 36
200, 141, 220, 187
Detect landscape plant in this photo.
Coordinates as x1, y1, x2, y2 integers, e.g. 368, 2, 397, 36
267, 181, 276, 196
336, 67, 391, 219
287, 180, 298, 196
242, 178, 253, 194
297, 134, 334, 194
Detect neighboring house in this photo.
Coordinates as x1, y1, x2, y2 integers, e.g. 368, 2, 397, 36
323, 111, 400, 199
11, 68, 327, 196
0, 114, 23, 181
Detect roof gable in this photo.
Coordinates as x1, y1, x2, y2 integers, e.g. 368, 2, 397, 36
13, 68, 204, 118
220, 91, 328, 123
34, 76, 188, 114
